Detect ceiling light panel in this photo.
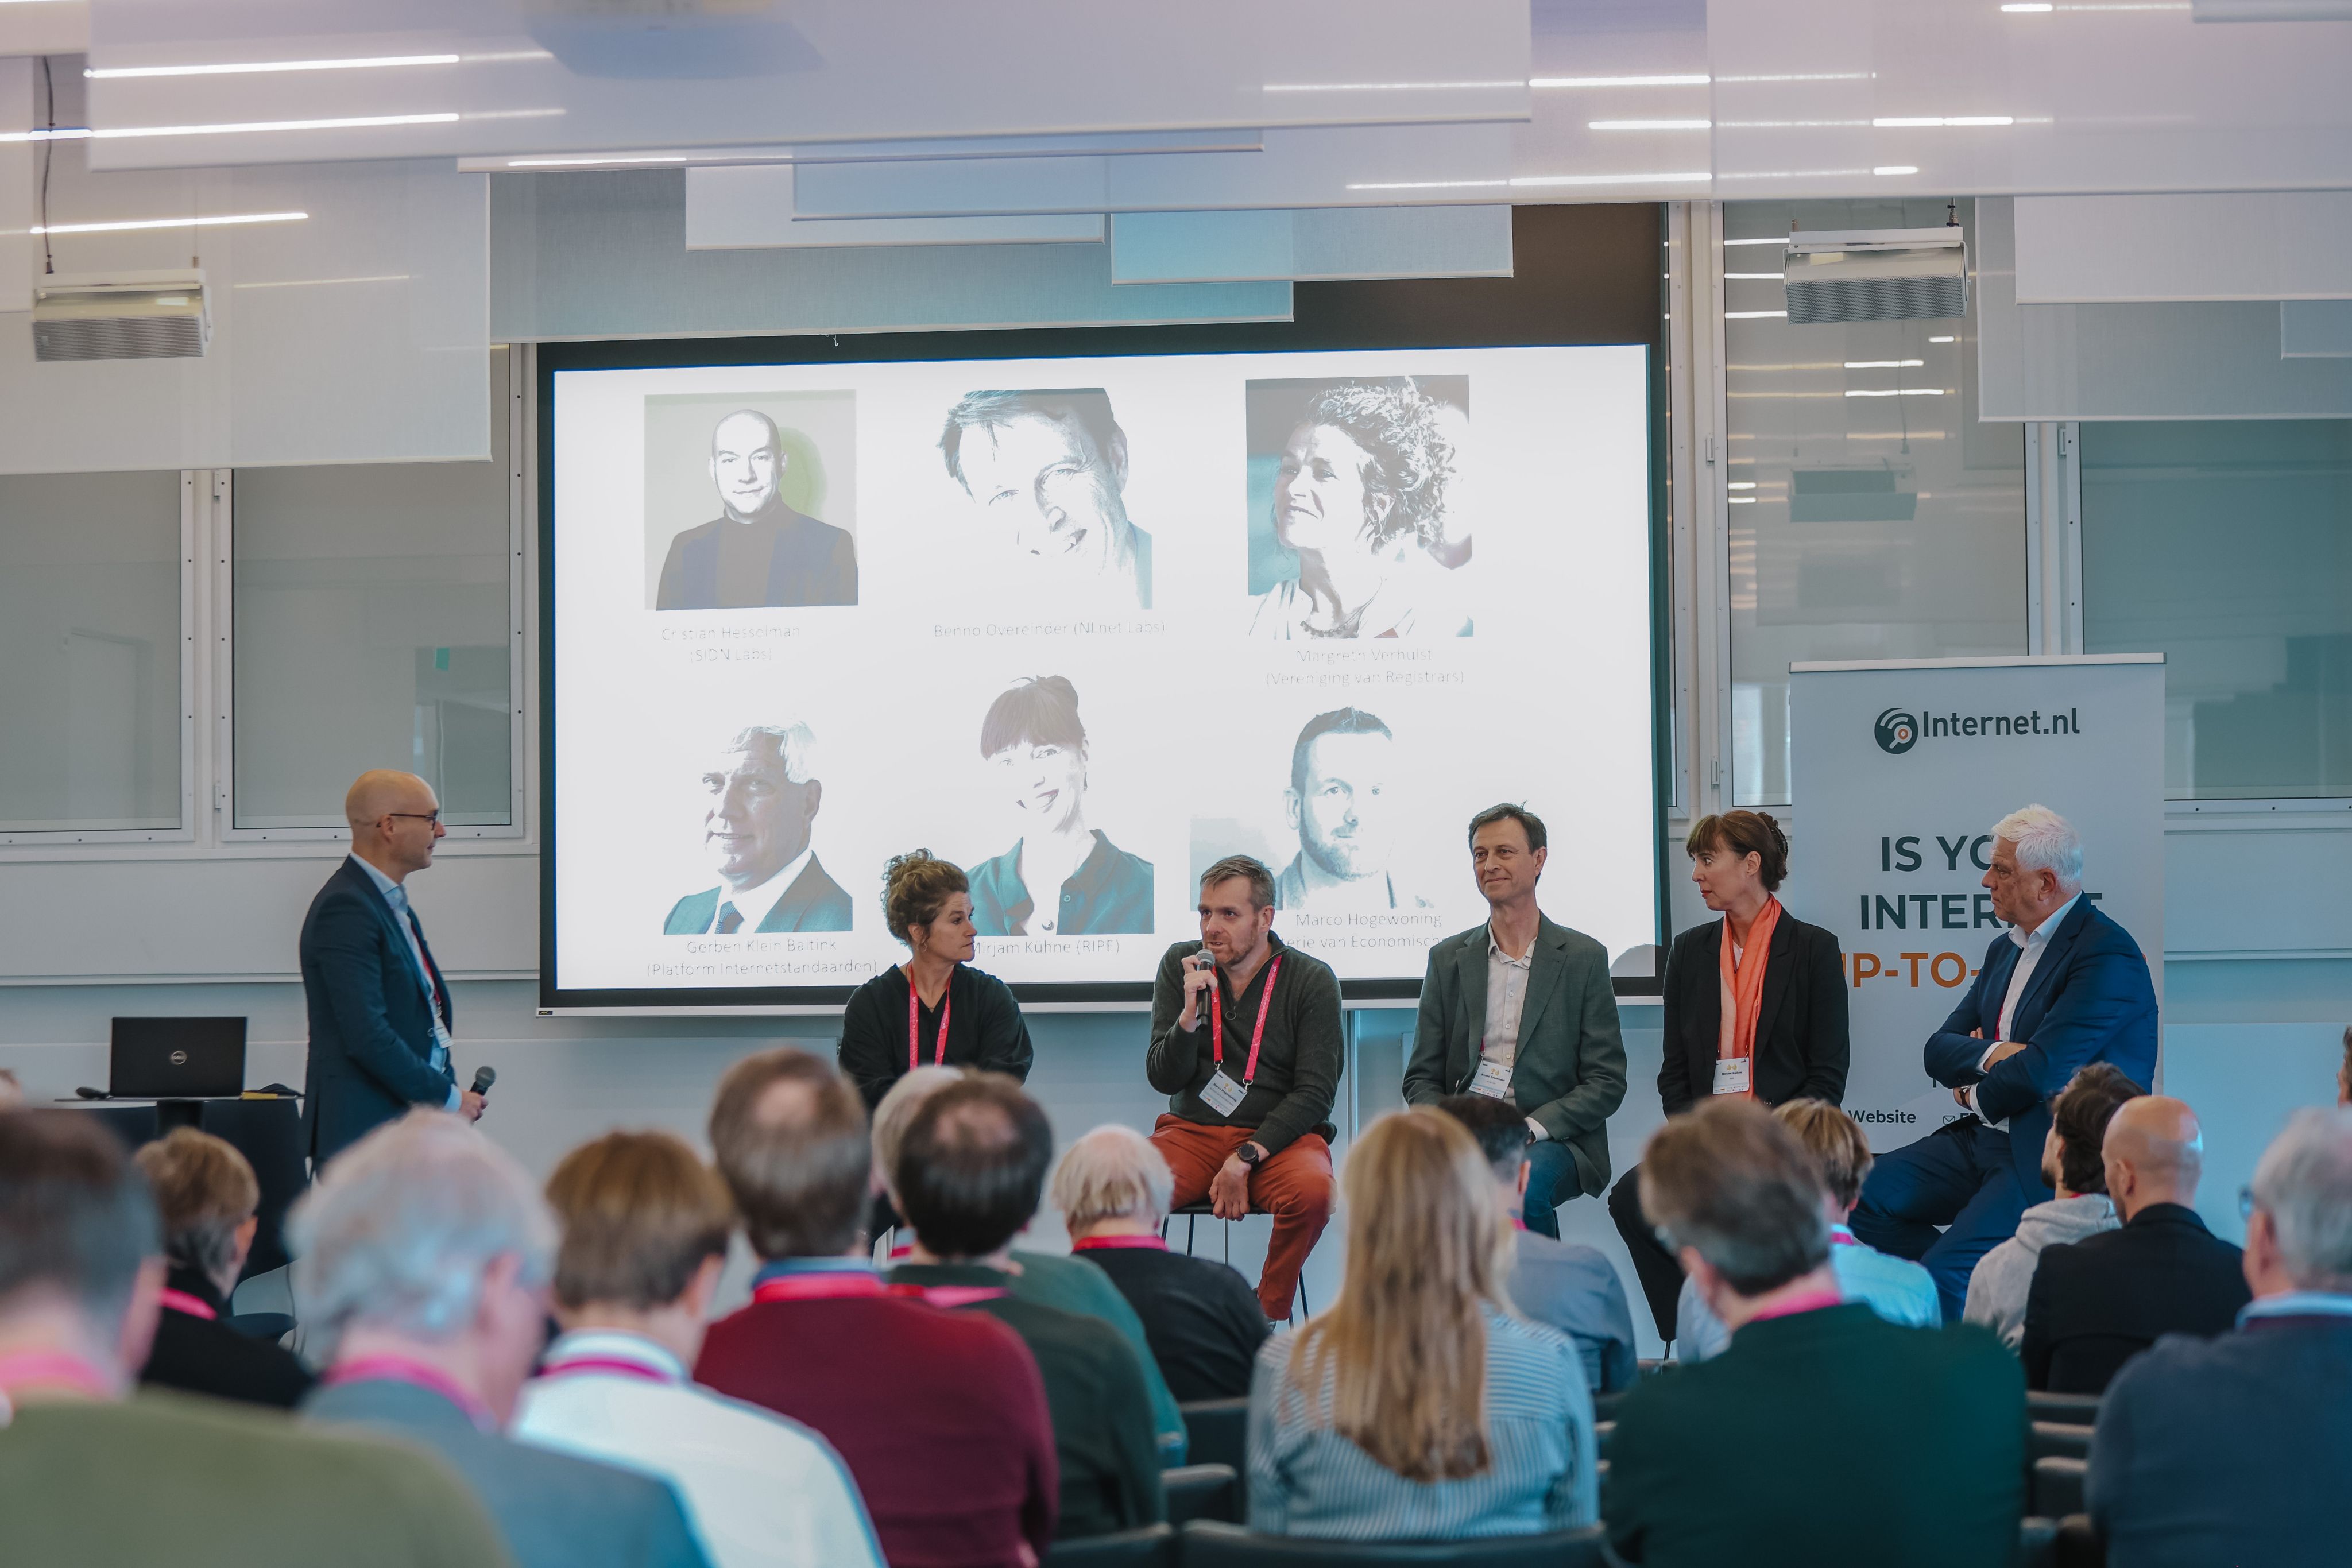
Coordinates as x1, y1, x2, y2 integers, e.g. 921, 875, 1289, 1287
84, 0, 1530, 170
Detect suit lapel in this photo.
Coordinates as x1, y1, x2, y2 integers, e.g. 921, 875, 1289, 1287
1456, 934, 1490, 1081
1515, 922, 1573, 1046
760, 855, 825, 933
343, 860, 433, 1011
2011, 899, 2091, 1035
1979, 938, 2021, 1034
1753, 915, 1794, 1055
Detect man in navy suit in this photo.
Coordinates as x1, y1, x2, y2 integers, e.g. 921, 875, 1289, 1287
1851, 804, 2158, 1321
300, 770, 485, 1168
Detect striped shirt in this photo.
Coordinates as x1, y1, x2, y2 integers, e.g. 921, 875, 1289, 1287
1247, 1304, 1599, 1540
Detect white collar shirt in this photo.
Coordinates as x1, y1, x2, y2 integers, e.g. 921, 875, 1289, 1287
1968, 892, 2083, 1129
513, 1329, 883, 1568
715, 846, 815, 935
1481, 923, 1538, 1070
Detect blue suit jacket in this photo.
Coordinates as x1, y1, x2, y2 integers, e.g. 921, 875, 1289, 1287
300, 857, 456, 1166
1922, 899, 2158, 1198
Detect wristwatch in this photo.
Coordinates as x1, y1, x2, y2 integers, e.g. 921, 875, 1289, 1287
1236, 1143, 1266, 1168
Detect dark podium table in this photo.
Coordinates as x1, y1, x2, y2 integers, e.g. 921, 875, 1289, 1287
65, 1095, 307, 1285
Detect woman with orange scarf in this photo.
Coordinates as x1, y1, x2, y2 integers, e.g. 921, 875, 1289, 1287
1605, 811, 1851, 1342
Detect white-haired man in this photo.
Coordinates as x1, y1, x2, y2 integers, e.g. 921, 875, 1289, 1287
293, 1110, 711, 1568
1851, 804, 2158, 1322
2088, 1106, 2352, 1568
663, 723, 850, 934
1051, 1123, 1270, 1401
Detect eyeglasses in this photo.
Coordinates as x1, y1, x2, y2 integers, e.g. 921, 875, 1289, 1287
386, 811, 442, 827
2239, 1186, 2258, 1221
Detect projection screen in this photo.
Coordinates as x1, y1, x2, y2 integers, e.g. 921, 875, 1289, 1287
543, 340, 1659, 1009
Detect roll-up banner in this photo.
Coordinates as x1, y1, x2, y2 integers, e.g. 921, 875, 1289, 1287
1784, 654, 2165, 1150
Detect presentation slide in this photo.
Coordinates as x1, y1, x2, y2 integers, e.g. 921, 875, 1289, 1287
547, 343, 1658, 1002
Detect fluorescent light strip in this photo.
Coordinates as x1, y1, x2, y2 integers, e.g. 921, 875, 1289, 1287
33, 210, 307, 235
1727, 309, 1788, 319
1873, 115, 2015, 127
234, 273, 408, 289
1727, 481, 1758, 489
1930, 335, 1958, 343
87, 53, 459, 80
77, 113, 461, 141
1846, 359, 1925, 368
1347, 171, 1711, 191
1589, 118, 1711, 130
1845, 387, 1945, 397
1533, 73, 1711, 87
1874, 165, 1920, 175
2001, 2, 2055, 10
1725, 272, 1786, 280
505, 153, 691, 167
1714, 72, 1875, 83
1723, 237, 1793, 246
1717, 119, 1871, 129
1262, 80, 1523, 91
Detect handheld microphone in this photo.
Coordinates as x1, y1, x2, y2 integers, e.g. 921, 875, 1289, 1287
471, 1065, 497, 1099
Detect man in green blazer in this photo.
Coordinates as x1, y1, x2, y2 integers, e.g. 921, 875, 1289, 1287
1405, 804, 1627, 1237
1604, 1100, 2026, 1568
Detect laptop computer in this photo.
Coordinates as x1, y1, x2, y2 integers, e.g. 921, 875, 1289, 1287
109, 1017, 247, 1100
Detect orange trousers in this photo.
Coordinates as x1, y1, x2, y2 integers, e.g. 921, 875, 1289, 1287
1150, 1113, 1334, 1319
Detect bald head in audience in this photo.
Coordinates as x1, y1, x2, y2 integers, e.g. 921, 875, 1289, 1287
345, 769, 443, 884
709, 1047, 873, 1261
2102, 1096, 2205, 1221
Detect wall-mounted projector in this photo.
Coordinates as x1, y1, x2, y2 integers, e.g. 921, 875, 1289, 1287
32, 271, 211, 361
1782, 228, 1967, 325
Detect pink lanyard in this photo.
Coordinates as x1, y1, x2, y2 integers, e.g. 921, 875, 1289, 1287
322, 1354, 497, 1430
1211, 955, 1283, 1085
0, 1351, 116, 1408
1070, 1235, 1168, 1253
1742, 1288, 1846, 1326
752, 1271, 888, 1303
908, 972, 951, 1072
536, 1356, 676, 1386
889, 1283, 1010, 1308
157, 1288, 218, 1321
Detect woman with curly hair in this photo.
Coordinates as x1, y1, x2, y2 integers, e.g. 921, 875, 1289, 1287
835, 850, 1034, 1113
1250, 379, 1472, 640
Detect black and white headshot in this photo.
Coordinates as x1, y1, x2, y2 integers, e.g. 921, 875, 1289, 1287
1274, 707, 1430, 913
651, 400, 860, 611
939, 389, 1152, 610
964, 675, 1154, 938
1245, 377, 1471, 640
662, 722, 853, 934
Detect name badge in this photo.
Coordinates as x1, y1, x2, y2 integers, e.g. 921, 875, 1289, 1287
1469, 1059, 1514, 1099
1712, 1056, 1752, 1097
1198, 1069, 1248, 1117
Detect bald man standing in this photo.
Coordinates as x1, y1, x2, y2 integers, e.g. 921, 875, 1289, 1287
655, 408, 859, 610
2018, 1095, 2251, 1393
300, 771, 485, 1168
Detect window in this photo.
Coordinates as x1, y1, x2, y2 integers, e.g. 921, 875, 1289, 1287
0, 471, 187, 834
230, 351, 517, 830
1722, 199, 2029, 804
2082, 420, 2352, 800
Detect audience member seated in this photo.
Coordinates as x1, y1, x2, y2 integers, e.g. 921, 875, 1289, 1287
1434, 1094, 1637, 1392
2021, 1094, 2250, 1393
889, 1074, 1167, 1539
693, 1048, 1058, 1568
1964, 1063, 2138, 1347
1248, 1108, 1597, 1540
1052, 1122, 1271, 1401
291, 1110, 711, 1568
1673, 1099, 1938, 1359
875, 1067, 1185, 1462
0, 1108, 511, 1567
2089, 1107, 2352, 1568
132, 1126, 314, 1408
1604, 1099, 2022, 1568
514, 1129, 883, 1568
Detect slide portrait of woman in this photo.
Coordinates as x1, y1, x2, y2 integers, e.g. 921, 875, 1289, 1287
966, 676, 1154, 936
1246, 377, 1471, 640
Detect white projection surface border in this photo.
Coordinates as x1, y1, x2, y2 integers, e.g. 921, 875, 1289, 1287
547, 343, 1658, 1006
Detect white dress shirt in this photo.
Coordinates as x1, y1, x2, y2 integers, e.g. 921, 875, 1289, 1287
713, 846, 815, 934
514, 1330, 883, 1568
1480, 922, 1549, 1142
349, 854, 459, 1111
1966, 892, 2083, 1128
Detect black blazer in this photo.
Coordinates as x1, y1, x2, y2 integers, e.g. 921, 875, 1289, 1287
300, 857, 457, 1166
1659, 910, 1849, 1114
139, 1267, 314, 1410
2022, 1202, 2252, 1394
837, 963, 1035, 1112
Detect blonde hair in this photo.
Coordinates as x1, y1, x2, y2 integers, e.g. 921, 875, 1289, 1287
134, 1128, 259, 1288
1771, 1099, 1874, 1210
545, 1130, 734, 1311
871, 1065, 966, 1203
1051, 1125, 1175, 1232
1287, 1109, 1513, 1482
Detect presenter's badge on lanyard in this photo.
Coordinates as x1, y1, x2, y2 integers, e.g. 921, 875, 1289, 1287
1202, 954, 1283, 1120
1712, 1056, 1752, 1097
1469, 1058, 1514, 1099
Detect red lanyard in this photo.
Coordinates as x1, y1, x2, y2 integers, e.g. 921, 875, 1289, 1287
1070, 1235, 1167, 1253
908, 971, 950, 1073
157, 1288, 218, 1321
888, 1282, 1010, 1308
0, 1350, 117, 1407
537, 1356, 676, 1386
322, 1354, 496, 1430
1742, 1288, 1845, 1326
752, 1271, 888, 1303
1211, 954, 1283, 1085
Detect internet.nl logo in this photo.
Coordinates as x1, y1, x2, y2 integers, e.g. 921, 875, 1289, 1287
1875, 708, 1920, 755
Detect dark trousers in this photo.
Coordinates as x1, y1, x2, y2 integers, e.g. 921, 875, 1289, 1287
1607, 1163, 1685, 1341
1521, 1140, 1579, 1240
1849, 1118, 2031, 1324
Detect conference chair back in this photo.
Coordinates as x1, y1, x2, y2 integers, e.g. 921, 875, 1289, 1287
1161, 1464, 1240, 1527
1177, 1520, 1607, 1566
1179, 1397, 1250, 1473
1042, 1523, 1178, 1567
2028, 1422, 2093, 1463
2032, 1456, 2088, 1520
